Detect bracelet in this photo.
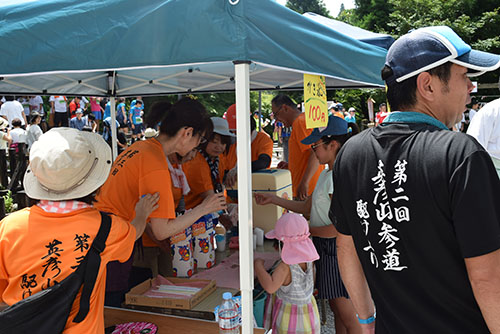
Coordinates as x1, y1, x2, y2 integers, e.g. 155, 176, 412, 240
356, 313, 376, 324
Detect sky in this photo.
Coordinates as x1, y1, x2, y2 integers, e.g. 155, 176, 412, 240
276, 0, 356, 17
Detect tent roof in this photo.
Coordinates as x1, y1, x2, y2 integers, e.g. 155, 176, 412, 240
0, 0, 387, 96
303, 12, 395, 50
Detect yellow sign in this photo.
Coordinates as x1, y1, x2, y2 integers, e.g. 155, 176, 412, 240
304, 74, 328, 129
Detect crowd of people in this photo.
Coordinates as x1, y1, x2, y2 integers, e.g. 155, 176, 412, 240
0, 95, 149, 154
0, 25, 499, 334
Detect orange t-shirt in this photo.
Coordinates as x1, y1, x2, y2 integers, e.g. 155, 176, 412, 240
223, 132, 273, 170
0, 206, 135, 334
224, 144, 237, 171
69, 101, 78, 119
288, 113, 324, 197
95, 138, 176, 223
183, 151, 226, 210
251, 131, 273, 168
141, 163, 184, 248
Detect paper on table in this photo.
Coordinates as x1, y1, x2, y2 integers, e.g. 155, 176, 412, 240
190, 252, 280, 290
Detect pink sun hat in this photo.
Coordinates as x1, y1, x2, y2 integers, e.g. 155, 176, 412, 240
265, 213, 319, 265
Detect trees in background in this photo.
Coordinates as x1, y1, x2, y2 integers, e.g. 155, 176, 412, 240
285, 0, 330, 16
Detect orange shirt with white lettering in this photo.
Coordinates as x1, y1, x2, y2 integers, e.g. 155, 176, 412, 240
183, 151, 226, 210
95, 138, 176, 222
0, 206, 135, 334
288, 113, 324, 197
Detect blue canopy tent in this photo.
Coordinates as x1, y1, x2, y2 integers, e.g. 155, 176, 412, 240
0, 0, 388, 332
303, 12, 395, 50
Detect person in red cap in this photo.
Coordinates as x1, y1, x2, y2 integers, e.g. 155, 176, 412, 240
255, 213, 321, 334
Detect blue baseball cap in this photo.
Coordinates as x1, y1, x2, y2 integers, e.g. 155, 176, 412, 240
384, 26, 500, 84
301, 115, 348, 145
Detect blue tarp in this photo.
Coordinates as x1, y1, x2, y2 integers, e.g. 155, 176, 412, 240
0, 0, 387, 96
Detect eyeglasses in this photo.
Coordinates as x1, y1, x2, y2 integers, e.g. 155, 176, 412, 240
198, 135, 207, 145
311, 141, 326, 151
273, 105, 284, 119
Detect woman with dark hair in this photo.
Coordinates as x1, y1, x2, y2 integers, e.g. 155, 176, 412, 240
183, 117, 234, 210
255, 115, 362, 334
26, 112, 43, 151
94, 97, 227, 306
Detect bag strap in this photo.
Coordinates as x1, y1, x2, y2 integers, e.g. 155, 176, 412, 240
73, 212, 112, 323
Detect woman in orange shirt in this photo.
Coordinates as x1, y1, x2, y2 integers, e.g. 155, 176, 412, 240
184, 117, 235, 227
95, 98, 227, 306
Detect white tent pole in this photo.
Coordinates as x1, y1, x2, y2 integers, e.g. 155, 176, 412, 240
108, 71, 118, 160
110, 97, 118, 160
235, 61, 253, 334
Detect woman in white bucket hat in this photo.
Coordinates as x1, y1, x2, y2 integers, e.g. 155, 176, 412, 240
0, 127, 159, 333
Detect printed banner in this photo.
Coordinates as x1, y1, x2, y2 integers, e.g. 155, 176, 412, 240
304, 74, 328, 129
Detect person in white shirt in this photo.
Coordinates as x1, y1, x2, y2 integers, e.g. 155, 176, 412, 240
10, 118, 27, 144
79, 96, 89, 111
0, 96, 27, 127
467, 98, 500, 178
18, 96, 30, 118
49, 95, 68, 127
0, 117, 12, 150
469, 98, 479, 122
29, 95, 47, 132
26, 112, 43, 151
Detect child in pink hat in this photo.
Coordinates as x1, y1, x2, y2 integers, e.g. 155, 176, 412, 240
254, 213, 320, 333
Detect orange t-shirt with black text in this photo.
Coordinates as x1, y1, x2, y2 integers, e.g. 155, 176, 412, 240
288, 113, 324, 197
0, 206, 135, 333
183, 151, 226, 210
95, 138, 176, 223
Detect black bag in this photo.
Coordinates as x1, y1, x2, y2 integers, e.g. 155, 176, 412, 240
0, 212, 112, 334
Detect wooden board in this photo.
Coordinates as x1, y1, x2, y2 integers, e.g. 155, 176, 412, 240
124, 287, 239, 321
104, 306, 267, 333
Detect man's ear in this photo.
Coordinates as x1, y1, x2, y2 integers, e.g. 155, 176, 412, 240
416, 72, 436, 102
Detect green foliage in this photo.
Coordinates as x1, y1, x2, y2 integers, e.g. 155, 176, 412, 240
352, 0, 393, 32
3, 191, 14, 214
334, 0, 500, 110
286, 0, 331, 17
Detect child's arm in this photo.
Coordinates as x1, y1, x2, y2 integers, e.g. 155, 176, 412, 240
254, 259, 290, 294
254, 193, 311, 215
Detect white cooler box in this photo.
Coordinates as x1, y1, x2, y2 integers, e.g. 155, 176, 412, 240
227, 168, 292, 233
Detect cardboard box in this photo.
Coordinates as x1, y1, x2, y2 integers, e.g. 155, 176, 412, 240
227, 168, 293, 233
125, 277, 216, 310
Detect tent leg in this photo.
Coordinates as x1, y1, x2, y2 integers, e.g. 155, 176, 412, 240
110, 97, 118, 160
235, 62, 254, 334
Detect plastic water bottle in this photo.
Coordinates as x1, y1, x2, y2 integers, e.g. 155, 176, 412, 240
218, 292, 240, 333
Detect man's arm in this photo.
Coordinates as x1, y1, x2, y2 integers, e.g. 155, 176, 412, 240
297, 149, 320, 200
465, 248, 500, 333
337, 233, 375, 334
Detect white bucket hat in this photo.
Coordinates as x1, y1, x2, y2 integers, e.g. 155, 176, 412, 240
211, 117, 236, 137
0, 117, 8, 130
144, 127, 158, 138
24, 127, 112, 201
